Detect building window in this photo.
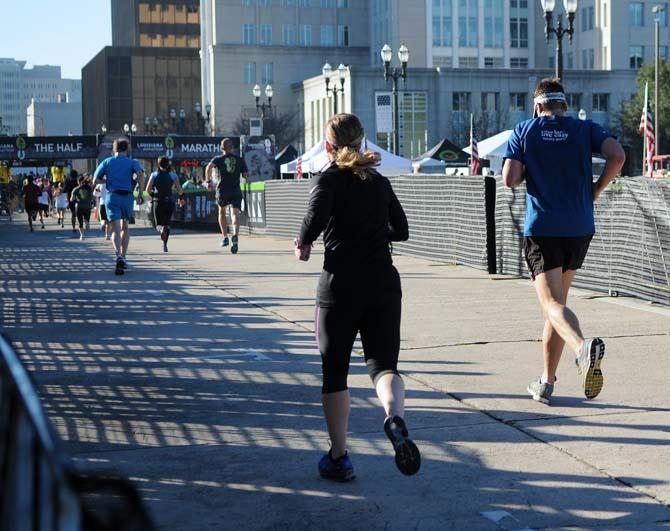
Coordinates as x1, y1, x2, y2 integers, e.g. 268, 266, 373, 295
484, 57, 503, 67
661, 46, 669, 60
261, 63, 274, 84
510, 17, 528, 48
432, 0, 453, 47
337, 0, 348, 6
337, 25, 349, 46
459, 57, 478, 68
282, 0, 294, 4
433, 55, 453, 67
260, 24, 272, 45
299, 0, 310, 6
657, 4, 668, 26
458, 0, 478, 47
320, 25, 334, 46
283, 24, 295, 45
567, 52, 574, 69
484, 0, 504, 47
629, 2, 644, 26
375, 91, 428, 158
321, 0, 333, 6
588, 6, 594, 29
566, 93, 581, 110
243, 23, 255, 44
510, 57, 528, 68
509, 93, 526, 111
260, 0, 271, 5
299, 24, 312, 45
589, 48, 595, 69
629, 45, 644, 68
244, 62, 256, 84
481, 92, 499, 111
452, 91, 471, 111
510, 0, 527, 7
243, 0, 253, 5
582, 49, 587, 69
593, 93, 609, 112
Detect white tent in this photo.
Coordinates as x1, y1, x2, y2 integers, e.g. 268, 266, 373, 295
280, 139, 412, 176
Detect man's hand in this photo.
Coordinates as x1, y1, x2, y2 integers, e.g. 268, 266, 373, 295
294, 237, 311, 261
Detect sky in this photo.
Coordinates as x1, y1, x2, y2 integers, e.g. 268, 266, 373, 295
2, 0, 111, 79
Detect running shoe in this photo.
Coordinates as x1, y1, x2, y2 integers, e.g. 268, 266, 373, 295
318, 451, 355, 482
115, 257, 125, 276
231, 234, 239, 254
41, 224, 45, 229
527, 378, 554, 405
79, 234, 84, 241
576, 338, 606, 399
163, 242, 168, 253
383, 416, 421, 476
160, 227, 170, 243
220, 237, 229, 248
120, 257, 128, 269
105, 234, 111, 241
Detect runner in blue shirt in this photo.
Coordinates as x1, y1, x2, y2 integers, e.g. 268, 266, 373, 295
93, 138, 145, 275
502, 77, 625, 405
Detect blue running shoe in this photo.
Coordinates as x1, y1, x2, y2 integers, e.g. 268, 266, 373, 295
231, 234, 239, 254
318, 451, 355, 482
220, 237, 229, 248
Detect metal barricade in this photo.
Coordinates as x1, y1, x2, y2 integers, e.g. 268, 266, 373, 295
0, 334, 154, 531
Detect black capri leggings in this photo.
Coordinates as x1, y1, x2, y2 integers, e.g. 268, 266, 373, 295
153, 198, 175, 227
316, 274, 402, 394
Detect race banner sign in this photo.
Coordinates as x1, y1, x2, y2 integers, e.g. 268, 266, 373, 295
130, 135, 240, 160
0, 136, 98, 161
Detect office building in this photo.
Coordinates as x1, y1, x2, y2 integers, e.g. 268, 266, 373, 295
27, 95, 82, 136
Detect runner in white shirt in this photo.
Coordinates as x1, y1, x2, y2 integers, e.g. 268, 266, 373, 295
94, 183, 112, 240
54, 182, 69, 227
37, 185, 49, 229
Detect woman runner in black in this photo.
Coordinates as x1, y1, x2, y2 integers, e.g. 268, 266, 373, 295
296, 113, 420, 482
145, 156, 185, 252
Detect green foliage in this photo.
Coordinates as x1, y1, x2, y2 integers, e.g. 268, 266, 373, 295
613, 62, 670, 171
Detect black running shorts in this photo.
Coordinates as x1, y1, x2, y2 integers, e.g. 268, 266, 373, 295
524, 235, 593, 280
316, 266, 402, 394
216, 193, 242, 210
76, 207, 91, 228
99, 204, 108, 222
153, 198, 175, 226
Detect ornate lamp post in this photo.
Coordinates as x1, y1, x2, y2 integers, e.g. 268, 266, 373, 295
169, 108, 177, 131
381, 43, 409, 156
323, 63, 347, 114
205, 103, 212, 136
253, 84, 273, 118
541, 0, 579, 81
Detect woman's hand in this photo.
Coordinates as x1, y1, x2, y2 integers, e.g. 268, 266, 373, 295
294, 237, 312, 261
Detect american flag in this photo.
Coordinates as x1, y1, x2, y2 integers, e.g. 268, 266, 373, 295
470, 114, 481, 175
296, 156, 303, 179
640, 82, 655, 176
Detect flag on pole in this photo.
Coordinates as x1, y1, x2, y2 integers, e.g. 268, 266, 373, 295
640, 82, 655, 176
295, 156, 303, 179
469, 114, 481, 175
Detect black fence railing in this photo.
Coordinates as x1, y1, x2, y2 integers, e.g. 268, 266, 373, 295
0, 333, 154, 530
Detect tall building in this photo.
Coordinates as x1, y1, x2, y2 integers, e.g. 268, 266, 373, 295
200, 0, 371, 135
83, 1, 202, 135
27, 96, 82, 136
112, 0, 201, 48
0, 59, 82, 135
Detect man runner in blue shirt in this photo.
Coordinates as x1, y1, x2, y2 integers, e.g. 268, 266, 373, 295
502, 78, 625, 405
93, 138, 145, 275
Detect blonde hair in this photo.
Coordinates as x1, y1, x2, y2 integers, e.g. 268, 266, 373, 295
325, 114, 380, 178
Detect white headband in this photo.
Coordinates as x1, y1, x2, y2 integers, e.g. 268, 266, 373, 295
533, 92, 567, 104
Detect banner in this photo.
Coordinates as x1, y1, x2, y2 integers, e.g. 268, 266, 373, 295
0, 136, 98, 161
130, 135, 240, 161
241, 135, 276, 182
375, 92, 393, 134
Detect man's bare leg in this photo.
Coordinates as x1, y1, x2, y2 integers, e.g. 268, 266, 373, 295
120, 220, 130, 257
110, 220, 123, 256
541, 270, 577, 383
218, 205, 228, 238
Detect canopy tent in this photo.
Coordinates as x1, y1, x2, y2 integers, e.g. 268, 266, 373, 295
463, 130, 607, 174
274, 144, 299, 165
414, 138, 470, 167
280, 139, 412, 176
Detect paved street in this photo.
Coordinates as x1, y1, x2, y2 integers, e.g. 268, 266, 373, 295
1, 218, 670, 531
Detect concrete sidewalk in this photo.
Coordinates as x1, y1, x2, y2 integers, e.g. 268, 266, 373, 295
1, 218, 669, 531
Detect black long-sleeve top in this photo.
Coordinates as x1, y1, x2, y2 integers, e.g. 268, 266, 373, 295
299, 165, 409, 277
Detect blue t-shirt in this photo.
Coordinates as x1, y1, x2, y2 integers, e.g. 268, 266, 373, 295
504, 115, 614, 237
94, 155, 143, 193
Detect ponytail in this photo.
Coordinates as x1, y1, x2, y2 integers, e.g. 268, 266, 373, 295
333, 146, 380, 178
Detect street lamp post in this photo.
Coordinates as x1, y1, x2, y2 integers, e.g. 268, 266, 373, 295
152, 117, 159, 135
169, 109, 177, 132
194, 102, 202, 135
381, 43, 409, 156
253, 84, 274, 119
205, 103, 212, 136
541, 0, 578, 81
123, 123, 137, 156
653, 4, 665, 156
101, 124, 107, 135
179, 109, 186, 134
322, 63, 347, 115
